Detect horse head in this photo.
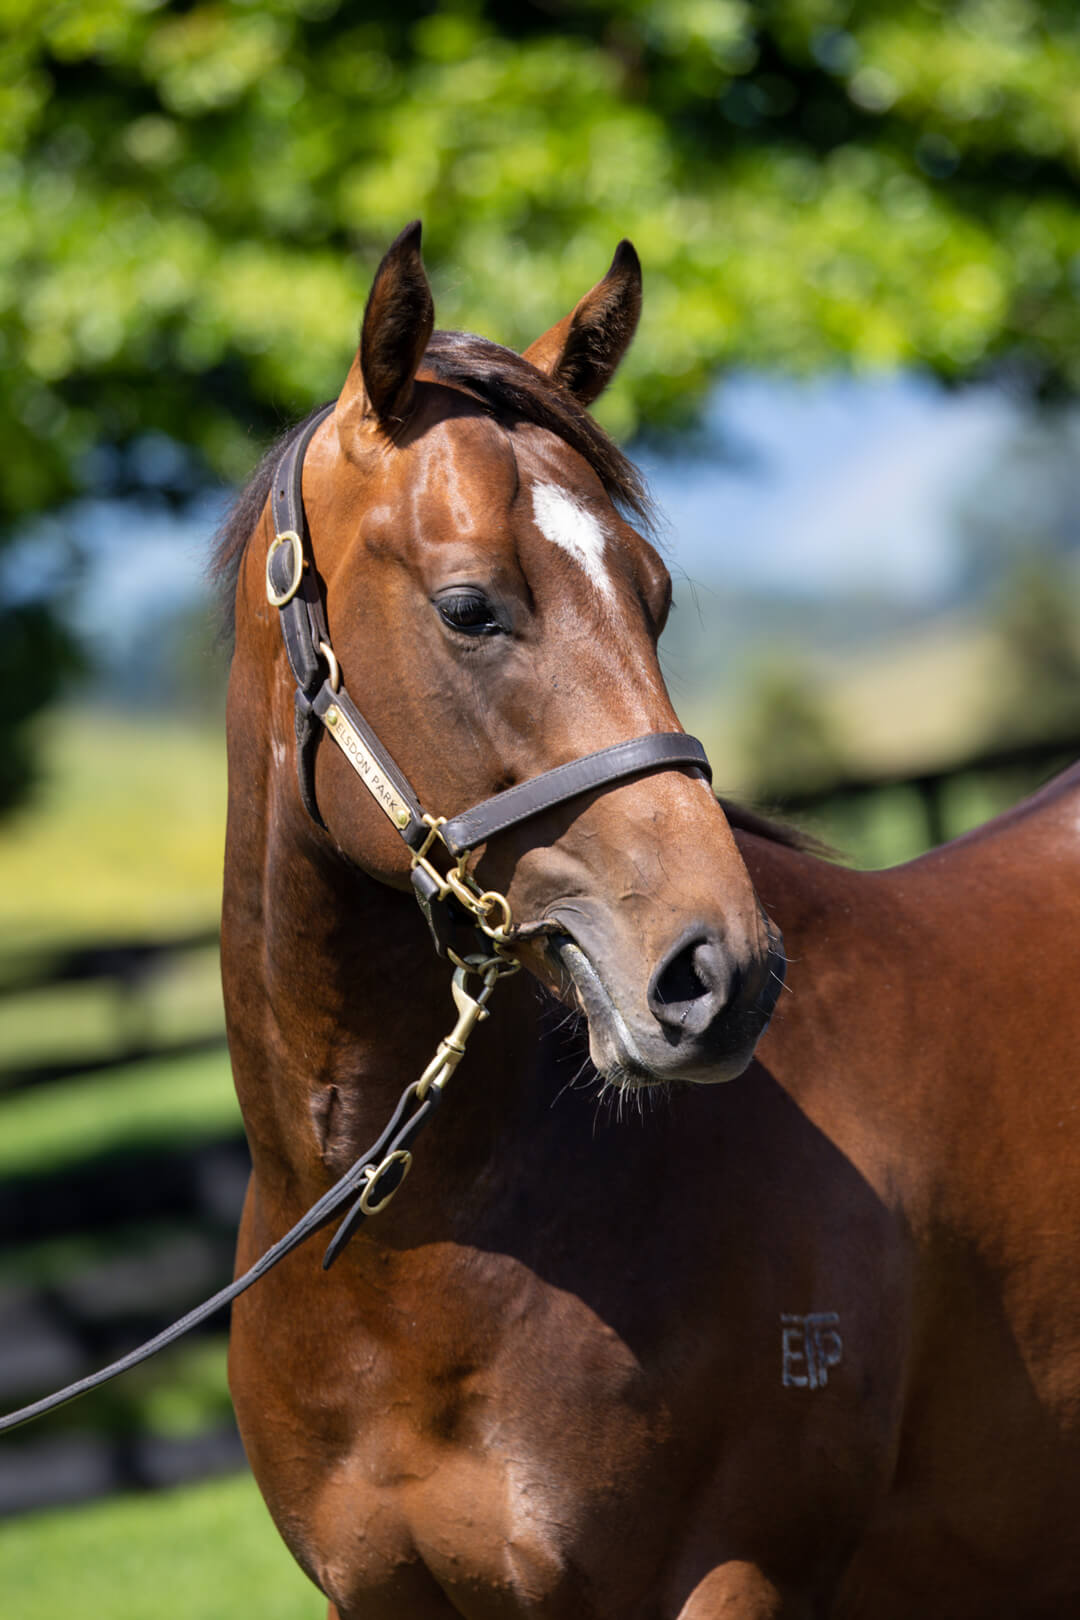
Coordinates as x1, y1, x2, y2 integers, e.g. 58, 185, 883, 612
236, 222, 783, 1088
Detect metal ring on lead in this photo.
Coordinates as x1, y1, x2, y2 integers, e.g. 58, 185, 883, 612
358, 1150, 413, 1215
266, 531, 304, 607
318, 640, 341, 692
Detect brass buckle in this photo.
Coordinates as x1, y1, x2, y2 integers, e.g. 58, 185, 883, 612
266, 531, 305, 607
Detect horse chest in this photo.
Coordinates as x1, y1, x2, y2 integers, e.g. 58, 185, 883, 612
304, 1285, 677, 1616
264, 1233, 897, 1620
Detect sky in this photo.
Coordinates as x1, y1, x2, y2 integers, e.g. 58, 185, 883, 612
639, 371, 1017, 601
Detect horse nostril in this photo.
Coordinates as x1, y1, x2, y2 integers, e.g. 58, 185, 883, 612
654, 945, 709, 1006
648, 932, 733, 1037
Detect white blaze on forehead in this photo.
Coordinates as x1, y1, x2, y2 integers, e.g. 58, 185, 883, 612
531, 482, 615, 602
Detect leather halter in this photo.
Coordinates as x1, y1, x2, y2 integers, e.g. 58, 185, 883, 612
0, 402, 718, 1436
269, 403, 713, 949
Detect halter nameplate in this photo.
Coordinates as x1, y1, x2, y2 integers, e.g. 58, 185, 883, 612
321, 700, 413, 831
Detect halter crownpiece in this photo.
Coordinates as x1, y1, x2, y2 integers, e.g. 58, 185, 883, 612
267, 402, 713, 952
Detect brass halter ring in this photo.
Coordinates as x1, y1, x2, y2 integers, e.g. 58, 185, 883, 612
410, 816, 517, 950
266, 530, 304, 607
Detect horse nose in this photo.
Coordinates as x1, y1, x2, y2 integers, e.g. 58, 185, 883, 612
647, 929, 738, 1041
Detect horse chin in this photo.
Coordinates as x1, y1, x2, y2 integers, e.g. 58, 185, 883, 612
548, 934, 755, 1089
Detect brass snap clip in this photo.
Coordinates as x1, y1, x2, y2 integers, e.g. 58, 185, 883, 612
414, 955, 517, 1101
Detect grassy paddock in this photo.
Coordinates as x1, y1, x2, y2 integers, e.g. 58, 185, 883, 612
0, 1473, 325, 1620
0, 1044, 238, 1177
0, 707, 226, 946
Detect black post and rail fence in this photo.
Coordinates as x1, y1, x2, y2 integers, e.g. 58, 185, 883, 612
0, 729, 1076, 1516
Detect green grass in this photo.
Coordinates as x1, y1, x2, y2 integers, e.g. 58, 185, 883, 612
0, 1473, 326, 1620
0, 1045, 239, 1177
0, 944, 224, 1067
0, 707, 226, 946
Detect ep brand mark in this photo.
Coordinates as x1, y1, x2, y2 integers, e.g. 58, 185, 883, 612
781, 1313, 843, 1389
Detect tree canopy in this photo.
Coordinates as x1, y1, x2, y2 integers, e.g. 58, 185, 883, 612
4, 0, 1080, 802
6, 0, 1080, 508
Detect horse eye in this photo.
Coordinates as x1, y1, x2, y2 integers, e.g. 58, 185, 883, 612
435, 590, 501, 636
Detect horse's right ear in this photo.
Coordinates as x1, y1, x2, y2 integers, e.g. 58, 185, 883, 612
523, 240, 642, 405
338, 221, 435, 441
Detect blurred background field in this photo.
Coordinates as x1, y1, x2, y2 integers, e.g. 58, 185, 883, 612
0, 709, 226, 945
5, 0, 1080, 1614
1, 1476, 323, 1619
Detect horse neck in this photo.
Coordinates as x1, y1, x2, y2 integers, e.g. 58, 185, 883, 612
220, 743, 543, 1220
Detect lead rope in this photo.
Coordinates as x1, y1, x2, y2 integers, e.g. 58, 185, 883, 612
0, 950, 517, 1436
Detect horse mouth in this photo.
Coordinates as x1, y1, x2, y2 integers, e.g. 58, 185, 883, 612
548, 932, 663, 1087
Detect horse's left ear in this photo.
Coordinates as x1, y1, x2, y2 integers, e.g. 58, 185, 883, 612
338, 221, 435, 438
523, 240, 642, 405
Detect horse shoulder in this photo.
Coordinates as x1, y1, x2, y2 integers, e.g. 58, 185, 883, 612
735, 807, 1080, 1612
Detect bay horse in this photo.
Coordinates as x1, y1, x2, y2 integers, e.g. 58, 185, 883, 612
218, 223, 1080, 1618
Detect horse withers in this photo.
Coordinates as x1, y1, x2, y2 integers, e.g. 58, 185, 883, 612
218, 225, 1080, 1618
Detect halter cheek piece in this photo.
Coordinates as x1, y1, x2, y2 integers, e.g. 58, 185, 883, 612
0, 402, 717, 1436
270, 403, 713, 954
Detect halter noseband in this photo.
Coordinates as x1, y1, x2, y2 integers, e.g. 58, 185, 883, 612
269, 402, 713, 954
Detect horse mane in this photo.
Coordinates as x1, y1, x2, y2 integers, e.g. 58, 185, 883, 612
718, 799, 830, 857
209, 334, 813, 856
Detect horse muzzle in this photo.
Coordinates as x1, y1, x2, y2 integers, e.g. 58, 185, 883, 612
546, 913, 785, 1087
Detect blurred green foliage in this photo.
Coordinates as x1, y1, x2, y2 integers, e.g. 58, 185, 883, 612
0, 596, 84, 812
6, 0, 1080, 498
737, 654, 849, 795
6, 0, 1080, 808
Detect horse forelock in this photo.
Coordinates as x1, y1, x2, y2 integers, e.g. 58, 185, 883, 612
419, 330, 654, 533
211, 329, 656, 640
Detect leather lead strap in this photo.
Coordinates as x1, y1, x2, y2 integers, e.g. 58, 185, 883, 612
0, 1080, 440, 1436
